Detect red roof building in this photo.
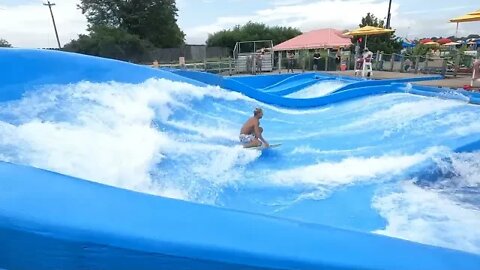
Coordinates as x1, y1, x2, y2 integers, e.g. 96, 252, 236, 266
273, 28, 352, 51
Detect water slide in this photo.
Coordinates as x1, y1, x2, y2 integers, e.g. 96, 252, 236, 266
1, 49, 480, 270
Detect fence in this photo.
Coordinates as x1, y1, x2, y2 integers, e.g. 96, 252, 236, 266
273, 50, 478, 76
149, 45, 230, 64
149, 48, 479, 77
155, 58, 235, 75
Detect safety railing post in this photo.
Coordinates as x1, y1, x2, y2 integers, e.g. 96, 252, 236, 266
390, 54, 394, 71
414, 56, 420, 74
454, 54, 461, 78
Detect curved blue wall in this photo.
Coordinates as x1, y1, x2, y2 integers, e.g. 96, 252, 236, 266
1, 49, 480, 270
171, 70, 480, 107
0, 49, 205, 102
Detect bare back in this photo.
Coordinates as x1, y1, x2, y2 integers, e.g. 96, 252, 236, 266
240, 117, 259, 135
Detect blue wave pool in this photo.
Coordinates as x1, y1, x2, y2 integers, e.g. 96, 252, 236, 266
1, 48, 480, 270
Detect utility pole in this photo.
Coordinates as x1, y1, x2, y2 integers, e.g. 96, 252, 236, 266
386, 0, 392, 29
43, 1, 61, 49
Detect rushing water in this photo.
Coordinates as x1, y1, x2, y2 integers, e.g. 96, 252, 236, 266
0, 78, 479, 254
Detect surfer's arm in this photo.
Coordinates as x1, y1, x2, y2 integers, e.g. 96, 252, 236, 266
254, 123, 269, 147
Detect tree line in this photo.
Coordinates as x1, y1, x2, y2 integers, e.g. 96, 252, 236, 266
4, 2, 455, 61
61, 0, 303, 62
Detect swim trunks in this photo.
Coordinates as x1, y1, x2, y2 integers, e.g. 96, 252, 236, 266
239, 134, 256, 145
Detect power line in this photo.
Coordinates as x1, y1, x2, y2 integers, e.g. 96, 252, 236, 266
43, 1, 61, 48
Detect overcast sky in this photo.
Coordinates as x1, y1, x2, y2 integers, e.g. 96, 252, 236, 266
0, 0, 478, 48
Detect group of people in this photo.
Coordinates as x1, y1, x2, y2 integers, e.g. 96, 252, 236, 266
286, 50, 342, 72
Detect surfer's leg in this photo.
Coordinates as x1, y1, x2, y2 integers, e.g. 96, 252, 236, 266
243, 138, 262, 148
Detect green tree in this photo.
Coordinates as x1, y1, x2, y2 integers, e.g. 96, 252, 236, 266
78, 0, 184, 48
63, 26, 153, 62
407, 43, 430, 57
353, 13, 402, 54
206, 22, 301, 50
0, 38, 12, 47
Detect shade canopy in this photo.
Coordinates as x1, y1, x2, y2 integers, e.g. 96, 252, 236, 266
424, 41, 440, 46
443, 41, 461, 46
450, 9, 480, 23
420, 38, 433, 44
273, 28, 352, 51
344, 26, 394, 36
437, 38, 452, 44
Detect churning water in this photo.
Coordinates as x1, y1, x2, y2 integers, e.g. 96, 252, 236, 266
1, 78, 479, 254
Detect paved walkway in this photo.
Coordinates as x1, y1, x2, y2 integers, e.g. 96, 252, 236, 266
326, 70, 474, 89
230, 69, 477, 89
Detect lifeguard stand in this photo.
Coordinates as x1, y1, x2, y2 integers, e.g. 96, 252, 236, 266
354, 54, 373, 77
232, 40, 274, 74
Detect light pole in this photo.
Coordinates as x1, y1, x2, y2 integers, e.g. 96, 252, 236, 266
43, 1, 61, 48
386, 0, 392, 29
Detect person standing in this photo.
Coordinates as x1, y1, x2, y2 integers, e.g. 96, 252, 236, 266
335, 50, 341, 71
256, 49, 264, 74
312, 50, 321, 71
287, 51, 295, 73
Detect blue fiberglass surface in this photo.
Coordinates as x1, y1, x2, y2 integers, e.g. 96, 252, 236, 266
1, 48, 480, 270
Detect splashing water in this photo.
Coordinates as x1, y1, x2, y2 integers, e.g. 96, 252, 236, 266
286, 80, 347, 98
1, 78, 480, 254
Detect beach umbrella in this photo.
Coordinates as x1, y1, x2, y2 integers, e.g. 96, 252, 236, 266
345, 26, 394, 47
420, 38, 433, 44
442, 41, 460, 46
450, 9, 480, 36
437, 38, 452, 45
424, 41, 440, 47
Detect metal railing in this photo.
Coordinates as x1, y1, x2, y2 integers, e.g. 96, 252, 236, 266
152, 58, 235, 75
148, 50, 478, 78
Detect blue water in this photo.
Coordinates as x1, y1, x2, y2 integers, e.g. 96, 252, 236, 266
0, 73, 480, 256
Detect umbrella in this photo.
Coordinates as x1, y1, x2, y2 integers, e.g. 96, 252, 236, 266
437, 38, 452, 44
450, 9, 480, 36
424, 41, 440, 46
420, 38, 433, 44
443, 41, 460, 46
345, 26, 394, 47
450, 10, 480, 23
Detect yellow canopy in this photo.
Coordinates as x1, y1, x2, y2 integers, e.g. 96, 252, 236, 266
345, 26, 394, 36
345, 26, 394, 48
450, 9, 480, 23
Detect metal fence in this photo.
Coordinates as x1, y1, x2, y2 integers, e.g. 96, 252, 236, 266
149, 45, 230, 64
149, 48, 479, 77
273, 50, 479, 76
155, 58, 235, 75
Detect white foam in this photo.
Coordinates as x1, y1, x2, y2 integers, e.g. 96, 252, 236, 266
434, 151, 480, 189
373, 181, 480, 254
286, 80, 347, 98
291, 145, 373, 155
442, 111, 480, 137
268, 148, 438, 187
166, 119, 238, 140
340, 98, 464, 131
0, 78, 259, 201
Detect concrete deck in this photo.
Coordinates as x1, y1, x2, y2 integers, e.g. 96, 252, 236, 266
326, 70, 474, 89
